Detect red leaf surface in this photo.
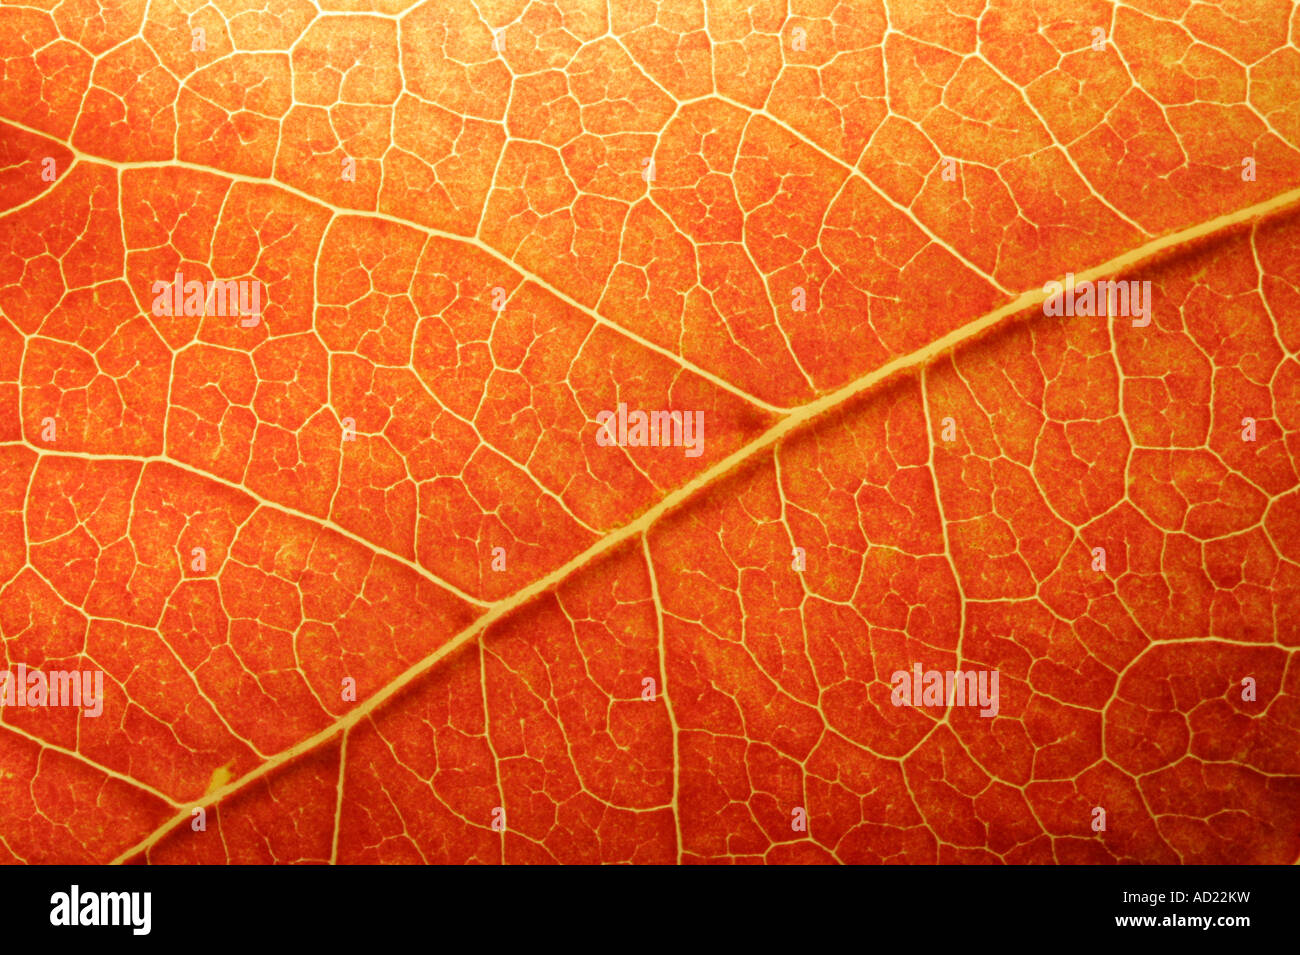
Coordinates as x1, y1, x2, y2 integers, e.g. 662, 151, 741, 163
0, 0, 1298, 864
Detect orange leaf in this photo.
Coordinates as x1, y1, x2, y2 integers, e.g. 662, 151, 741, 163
0, 0, 1297, 865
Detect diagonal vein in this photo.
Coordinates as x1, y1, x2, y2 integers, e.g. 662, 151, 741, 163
108, 183, 1300, 863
